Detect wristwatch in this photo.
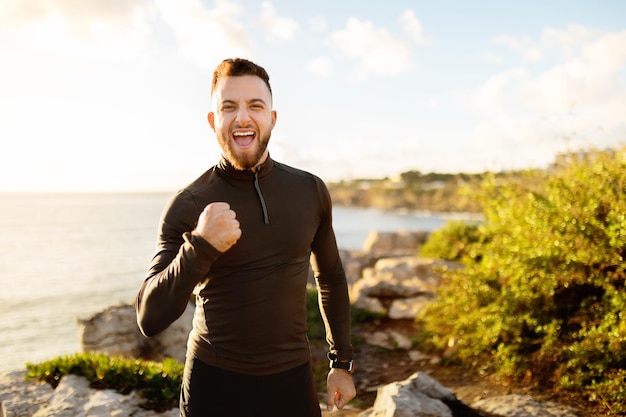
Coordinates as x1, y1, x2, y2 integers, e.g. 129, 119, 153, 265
327, 352, 354, 373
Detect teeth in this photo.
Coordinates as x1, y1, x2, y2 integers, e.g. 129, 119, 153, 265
233, 131, 254, 136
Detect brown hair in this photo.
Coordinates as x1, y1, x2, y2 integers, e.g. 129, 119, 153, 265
211, 58, 272, 97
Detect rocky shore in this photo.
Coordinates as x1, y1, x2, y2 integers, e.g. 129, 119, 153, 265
0, 231, 583, 417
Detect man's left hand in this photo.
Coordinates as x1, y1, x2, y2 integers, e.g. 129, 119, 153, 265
326, 368, 356, 411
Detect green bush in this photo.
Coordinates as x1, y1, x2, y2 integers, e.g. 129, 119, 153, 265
419, 220, 485, 263
26, 353, 183, 411
417, 148, 626, 414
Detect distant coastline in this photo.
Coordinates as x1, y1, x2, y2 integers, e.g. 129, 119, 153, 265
327, 172, 486, 214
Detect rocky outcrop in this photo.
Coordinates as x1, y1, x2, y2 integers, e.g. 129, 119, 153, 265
77, 302, 194, 363
0, 370, 178, 417
473, 394, 580, 417
0, 370, 53, 417
348, 255, 462, 319
357, 373, 580, 417
358, 372, 456, 417
362, 230, 430, 255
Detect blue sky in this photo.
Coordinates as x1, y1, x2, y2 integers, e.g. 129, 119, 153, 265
1, 0, 625, 192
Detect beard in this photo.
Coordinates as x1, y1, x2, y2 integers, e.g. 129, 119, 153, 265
218, 130, 271, 171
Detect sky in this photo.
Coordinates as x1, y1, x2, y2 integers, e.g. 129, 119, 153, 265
1, 0, 625, 192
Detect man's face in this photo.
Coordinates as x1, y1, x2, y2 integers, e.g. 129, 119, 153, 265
208, 75, 277, 171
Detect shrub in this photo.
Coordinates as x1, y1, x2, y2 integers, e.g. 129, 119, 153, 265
417, 148, 626, 414
26, 353, 183, 412
419, 220, 485, 263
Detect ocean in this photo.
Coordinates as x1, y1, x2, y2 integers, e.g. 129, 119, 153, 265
0, 192, 461, 371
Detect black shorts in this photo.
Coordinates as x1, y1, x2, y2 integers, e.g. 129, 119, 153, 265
179, 358, 322, 417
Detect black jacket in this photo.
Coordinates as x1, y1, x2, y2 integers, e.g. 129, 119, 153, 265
136, 156, 352, 375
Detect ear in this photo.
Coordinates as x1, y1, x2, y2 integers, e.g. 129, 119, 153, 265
207, 112, 216, 131
271, 110, 277, 129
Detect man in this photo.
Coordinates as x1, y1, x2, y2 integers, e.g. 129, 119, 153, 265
135, 58, 356, 417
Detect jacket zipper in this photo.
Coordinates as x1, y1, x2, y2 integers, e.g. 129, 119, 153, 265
254, 170, 270, 225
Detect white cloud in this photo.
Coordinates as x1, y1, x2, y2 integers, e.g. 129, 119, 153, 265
426, 98, 442, 110
470, 26, 626, 169
308, 16, 328, 33
0, 0, 154, 59
492, 34, 543, 62
330, 16, 417, 82
582, 29, 626, 73
257, 1, 299, 41
306, 56, 333, 77
483, 51, 504, 64
398, 9, 425, 44
472, 67, 530, 115
0, 0, 151, 31
540, 24, 597, 58
155, 0, 253, 69
0, 0, 258, 68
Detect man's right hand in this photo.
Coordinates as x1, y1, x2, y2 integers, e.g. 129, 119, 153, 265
194, 202, 242, 252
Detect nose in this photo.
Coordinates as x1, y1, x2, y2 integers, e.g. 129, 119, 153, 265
235, 107, 251, 124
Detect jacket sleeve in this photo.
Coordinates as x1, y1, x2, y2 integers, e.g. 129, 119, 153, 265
135, 190, 221, 337
310, 178, 353, 362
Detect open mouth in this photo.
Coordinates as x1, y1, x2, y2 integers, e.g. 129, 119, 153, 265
232, 130, 255, 148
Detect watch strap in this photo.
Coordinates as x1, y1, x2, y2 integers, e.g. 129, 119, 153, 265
327, 352, 354, 373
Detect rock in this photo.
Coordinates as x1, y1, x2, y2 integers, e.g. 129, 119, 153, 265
388, 295, 433, 319
355, 257, 452, 297
340, 250, 378, 286
353, 296, 387, 316
363, 331, 396, 350
149, 304, 194, 362
350, 256, 458, 319
0, 369, 53, 417
77, 302, 194, 363
358, 372, 455, 417
0, 372, 179, 417
407, 350, 433, 363
362, 329, 414, 351
77, 305, 144, 358
355, 273, 427, 299
387, 330, 413, 350
363, 230, 430, 256
473, 394, 580, 417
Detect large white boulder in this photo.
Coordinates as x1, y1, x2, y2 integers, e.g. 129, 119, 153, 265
77, 303, 194, 363
358, 372, 455, 417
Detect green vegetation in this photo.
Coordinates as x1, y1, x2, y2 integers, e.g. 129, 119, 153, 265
420, 220, 484, 263
418, 148, 626, 414
26, 287, 381, 412
26, 353, 183, 412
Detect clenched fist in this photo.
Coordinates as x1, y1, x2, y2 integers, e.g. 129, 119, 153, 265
194, 202, 242, 252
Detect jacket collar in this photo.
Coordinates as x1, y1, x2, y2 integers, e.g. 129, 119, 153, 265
216, 155, 274, 180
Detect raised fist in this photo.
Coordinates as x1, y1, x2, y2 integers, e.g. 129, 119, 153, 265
194, 202, 241, 252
